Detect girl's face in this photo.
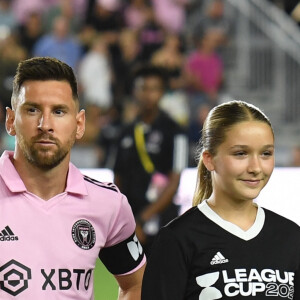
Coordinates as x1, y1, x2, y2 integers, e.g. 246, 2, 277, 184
204, 121, 275, 204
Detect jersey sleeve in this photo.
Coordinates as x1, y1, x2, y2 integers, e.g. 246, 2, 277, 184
113, 126, 131, 175
294, 231, 300, 299
142, 226, 189, 299
99, 194, 145, 275
295, 268, 300, 299
172, 133, 188, 173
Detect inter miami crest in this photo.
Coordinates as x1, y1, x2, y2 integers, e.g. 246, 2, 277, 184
72, 219, 96, 250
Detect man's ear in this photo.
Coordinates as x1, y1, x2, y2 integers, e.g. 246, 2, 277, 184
202, 150, 215, 171
5, 107, 16, 136
76, 109, 85, 140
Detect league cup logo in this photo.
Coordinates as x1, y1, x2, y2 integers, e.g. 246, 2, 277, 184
196, 272, 222, 300
72, 220, 96, 250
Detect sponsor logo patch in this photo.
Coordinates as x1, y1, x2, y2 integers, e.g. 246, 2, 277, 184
72, 220, 96, 250
210, 252, 229, 265
0, 260, 31, 296
196, 269, 295, 299
0, 226, 19, 242
127, 234, 143, 261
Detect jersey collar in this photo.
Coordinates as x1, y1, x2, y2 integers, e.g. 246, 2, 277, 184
0, 151, 88, 196
65, 163, 88, 195
0, 151, 27, 192
198, 200, 265, 241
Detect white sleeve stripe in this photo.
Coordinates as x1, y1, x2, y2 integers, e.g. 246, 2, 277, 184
173, 134, 188, 172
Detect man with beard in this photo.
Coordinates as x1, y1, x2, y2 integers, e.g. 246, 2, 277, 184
0, 57, 145, 299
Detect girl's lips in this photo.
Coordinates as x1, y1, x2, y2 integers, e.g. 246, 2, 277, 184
242, 179, 261, 187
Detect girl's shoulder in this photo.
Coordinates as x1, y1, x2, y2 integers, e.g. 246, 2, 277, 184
262, 207, 300, 240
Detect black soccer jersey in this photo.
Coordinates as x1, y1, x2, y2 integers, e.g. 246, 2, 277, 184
142, 201, 300, 299
114, 110, 188, 215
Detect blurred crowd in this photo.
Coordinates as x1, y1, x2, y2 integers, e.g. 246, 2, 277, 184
0, 0, 299, 168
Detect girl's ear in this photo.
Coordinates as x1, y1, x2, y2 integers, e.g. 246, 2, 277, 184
202, 150, 215, 171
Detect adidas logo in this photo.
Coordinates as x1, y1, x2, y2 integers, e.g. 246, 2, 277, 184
0, 226, 19, 241
210, 252, 228, 265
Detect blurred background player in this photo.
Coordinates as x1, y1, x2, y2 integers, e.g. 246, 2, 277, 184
113, 64, 188, 255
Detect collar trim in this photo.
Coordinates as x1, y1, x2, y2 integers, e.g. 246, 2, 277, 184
198, 200, 265, 241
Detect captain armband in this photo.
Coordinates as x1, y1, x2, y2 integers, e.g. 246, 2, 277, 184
99, 232, 144, 275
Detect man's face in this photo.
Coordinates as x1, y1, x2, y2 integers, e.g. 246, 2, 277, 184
6, 80, 85, 170
134, 76, 164, 112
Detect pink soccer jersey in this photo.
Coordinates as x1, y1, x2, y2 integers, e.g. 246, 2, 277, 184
0, 151, 146, 299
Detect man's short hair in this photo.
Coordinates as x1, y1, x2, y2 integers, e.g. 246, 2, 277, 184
12, 56, 79, 109
133, 64, 169, 91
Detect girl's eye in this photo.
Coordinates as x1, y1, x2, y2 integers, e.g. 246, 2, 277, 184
262, 151, 273, 157
234, 151, 247, 156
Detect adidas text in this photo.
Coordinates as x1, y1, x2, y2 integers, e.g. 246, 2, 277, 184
0, 236, 18, 241
211, 259, 228, 265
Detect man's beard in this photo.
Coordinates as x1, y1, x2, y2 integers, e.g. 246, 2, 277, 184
27, 146, 69, 170
19, 133, 75, 170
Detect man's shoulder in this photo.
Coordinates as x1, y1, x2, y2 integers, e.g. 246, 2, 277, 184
68, 164, 121, 200
80, 174, 131, 213
156, 111, 185, 133
118, 122, 135, 138
83, 175, 119, 194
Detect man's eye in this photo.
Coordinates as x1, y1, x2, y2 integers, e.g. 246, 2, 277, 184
54, 110, 65, 116
27, 107, 38, 113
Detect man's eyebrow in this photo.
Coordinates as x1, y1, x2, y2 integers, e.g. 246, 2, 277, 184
51, 104, 70, 110
21, 101, 40, 107
21, 102, 70, 110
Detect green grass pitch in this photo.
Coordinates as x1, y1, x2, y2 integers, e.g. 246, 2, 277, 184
94, 260, 119, 299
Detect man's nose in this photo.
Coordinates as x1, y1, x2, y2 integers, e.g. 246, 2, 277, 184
37, 114, 54, 132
